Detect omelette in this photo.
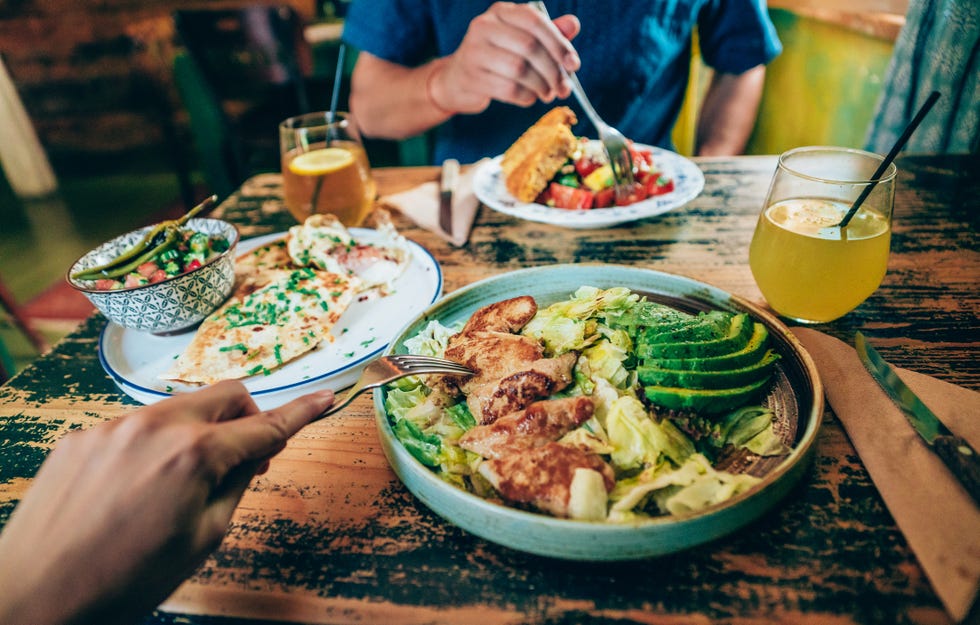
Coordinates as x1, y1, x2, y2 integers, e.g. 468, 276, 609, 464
163, 268, 361, 384
162, 211, 410, 385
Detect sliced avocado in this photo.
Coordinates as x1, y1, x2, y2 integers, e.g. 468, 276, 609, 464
609, 304, 692, 333
637, 313, 754, 359
648, 324, 772, 372
637, 351, 779, 389
640, 310, 731, 345
644, 377, 771, 414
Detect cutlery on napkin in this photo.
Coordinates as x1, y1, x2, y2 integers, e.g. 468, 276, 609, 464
380, 158, 488, 247
792, 327, 980, 623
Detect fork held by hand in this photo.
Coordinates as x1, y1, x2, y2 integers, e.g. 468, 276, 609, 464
313, 354, 473, 420
530, 1, 636, 198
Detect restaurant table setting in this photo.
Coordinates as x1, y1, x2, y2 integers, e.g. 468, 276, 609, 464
381, 157, 487, 246
0, 151, 978, 625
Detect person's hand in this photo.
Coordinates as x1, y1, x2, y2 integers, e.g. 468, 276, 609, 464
430, 2, 581, 114
0, 381, 333, 625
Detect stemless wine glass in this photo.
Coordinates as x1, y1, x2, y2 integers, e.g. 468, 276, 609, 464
279, 111, 377, 226
748, 146, 896, 324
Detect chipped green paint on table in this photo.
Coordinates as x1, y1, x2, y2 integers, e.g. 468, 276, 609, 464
1, 155, 977, 625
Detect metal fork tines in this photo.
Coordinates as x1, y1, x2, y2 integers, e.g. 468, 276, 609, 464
530, 1, 635, 196
315, 354, 473, 420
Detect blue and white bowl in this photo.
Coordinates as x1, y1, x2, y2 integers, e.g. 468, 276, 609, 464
67, 218, 239, 334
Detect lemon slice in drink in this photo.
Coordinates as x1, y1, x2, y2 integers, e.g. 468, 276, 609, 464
289, 148, 354, 176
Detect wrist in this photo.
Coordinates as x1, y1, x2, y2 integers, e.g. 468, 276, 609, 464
425, 58, 456, 119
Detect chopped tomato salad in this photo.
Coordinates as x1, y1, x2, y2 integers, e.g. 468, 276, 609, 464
92, 230, 231, 291
535, 140, 675, 210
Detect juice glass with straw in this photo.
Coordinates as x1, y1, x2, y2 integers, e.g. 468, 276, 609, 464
748, 146, 896, 323
279, 111, 376, 226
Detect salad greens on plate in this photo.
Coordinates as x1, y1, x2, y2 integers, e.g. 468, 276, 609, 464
384, 286, 790, 522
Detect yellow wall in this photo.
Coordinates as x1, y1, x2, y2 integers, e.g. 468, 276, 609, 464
748, 9, 897, 154
674, 8, 898, 156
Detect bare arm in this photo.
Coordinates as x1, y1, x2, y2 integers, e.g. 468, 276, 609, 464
695, 65, 767, 156
0, 381, 333, 625
349, 1, 580, 140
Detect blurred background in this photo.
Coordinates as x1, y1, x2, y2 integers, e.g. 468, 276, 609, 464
0, 0, 906, 378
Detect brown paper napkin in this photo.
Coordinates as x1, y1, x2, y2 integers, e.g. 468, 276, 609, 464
792, 327, 980, 622
380, 158, 488, 247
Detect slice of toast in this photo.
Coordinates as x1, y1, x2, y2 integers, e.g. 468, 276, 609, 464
502, 107, 578, 202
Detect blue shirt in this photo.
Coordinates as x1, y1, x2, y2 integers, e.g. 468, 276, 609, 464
343, 1, 782, 164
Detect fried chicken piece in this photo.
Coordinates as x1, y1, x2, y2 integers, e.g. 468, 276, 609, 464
438, 295, 578, 423
458, 295, 537, 335
477, 442, 614, 518
459, 396, 594, 459
466, 351, 578, 423
446, 333, 577, 424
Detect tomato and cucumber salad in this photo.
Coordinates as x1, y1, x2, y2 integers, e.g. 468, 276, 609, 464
536, 140, 675, 210
92, 229, 231, 291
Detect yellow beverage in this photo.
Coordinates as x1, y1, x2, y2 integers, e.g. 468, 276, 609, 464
749, 197, 891, 323
281, 141, 376, 226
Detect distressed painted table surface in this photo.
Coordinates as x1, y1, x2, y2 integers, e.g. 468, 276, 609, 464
1, 154, 977, 625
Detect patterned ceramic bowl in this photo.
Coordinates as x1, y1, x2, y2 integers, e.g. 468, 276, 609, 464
67, 218, 239, 334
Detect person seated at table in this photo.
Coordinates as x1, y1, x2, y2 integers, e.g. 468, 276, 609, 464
864, 0, 978, 154
0, 381, 334, 625
342, 1, 782, 164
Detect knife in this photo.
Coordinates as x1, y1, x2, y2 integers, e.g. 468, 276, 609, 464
855, 332, 980, 506
439, 158, 459, 237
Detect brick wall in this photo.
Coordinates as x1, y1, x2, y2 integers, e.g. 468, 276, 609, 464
0, 0, 314, 171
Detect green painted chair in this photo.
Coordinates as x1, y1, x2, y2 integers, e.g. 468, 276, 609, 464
171, 7, 328, 199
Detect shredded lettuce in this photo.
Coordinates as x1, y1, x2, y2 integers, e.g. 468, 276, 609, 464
385, 285, 788, 523
709, 406, 791, 457
521, 286, 636, 353
403, 319, 458, 357
604, 396, 695, 470
608, 454, 761, 520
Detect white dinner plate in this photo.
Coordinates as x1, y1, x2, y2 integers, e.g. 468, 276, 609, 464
472, 142, 705, 229
98, 229, 443, 410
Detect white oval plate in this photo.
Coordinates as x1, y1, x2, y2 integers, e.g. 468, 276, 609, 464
473, 143, 705, 229
374, 264, 823, 560
98, 229, 442, 410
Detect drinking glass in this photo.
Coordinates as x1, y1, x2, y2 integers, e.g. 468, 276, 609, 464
748, 146, 896, 324
279, 111, 376, 226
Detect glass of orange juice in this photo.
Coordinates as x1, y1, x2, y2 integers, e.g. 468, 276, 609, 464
749, 146, 896, 324
279, 111, 376, 226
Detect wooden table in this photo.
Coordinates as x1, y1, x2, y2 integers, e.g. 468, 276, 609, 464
1, 154, 977, 625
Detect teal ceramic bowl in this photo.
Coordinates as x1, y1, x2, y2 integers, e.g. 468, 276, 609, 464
374, 264, 823, 560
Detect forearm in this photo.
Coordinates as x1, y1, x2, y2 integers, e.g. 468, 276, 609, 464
349, 54, 453, 140
695, 65, 766, 156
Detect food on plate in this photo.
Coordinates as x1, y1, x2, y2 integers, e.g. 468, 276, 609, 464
539, 139, 676, 209
71, 197, 230, 290
163, 211, 410, 384
499, 107, 677, 210
385, 287, 790, 522
501, 106, 578, 202
438, 295, 578, 424
163, 269, 360, 384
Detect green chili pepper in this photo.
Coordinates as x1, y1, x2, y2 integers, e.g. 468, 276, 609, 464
90, 228, 179, 280
71, 195, 216, 280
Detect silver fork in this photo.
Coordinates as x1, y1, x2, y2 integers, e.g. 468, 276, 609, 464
530, 1, 636, 198
314, 354, 474, 419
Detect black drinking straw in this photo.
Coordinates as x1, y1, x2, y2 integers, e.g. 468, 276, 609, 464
838, 90, 940, 228
310, 44, 347, 212
329, 44, 345, 120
